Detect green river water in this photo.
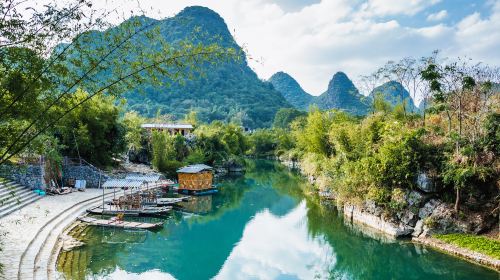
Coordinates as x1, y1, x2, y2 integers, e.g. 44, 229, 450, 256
57, 160, 499, 280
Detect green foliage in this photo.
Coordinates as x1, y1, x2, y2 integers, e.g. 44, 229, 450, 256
435, 234, 500, 259
482, 113, 500, 155
273, 108, 306, 129
248, 129, 277, 157
184, 148, 207, 165
55, 89, 126, 166
293, 108, 335, 156
372, 93, 392, 114
193, 121, 247, 165
122, 111, 147, 153
151, 131, 182, 176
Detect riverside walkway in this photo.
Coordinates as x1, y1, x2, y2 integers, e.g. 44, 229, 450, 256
0, 189, 115, 280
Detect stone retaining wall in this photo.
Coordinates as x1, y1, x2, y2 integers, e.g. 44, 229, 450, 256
0, 164, 45, 189
62, 165, 109, 188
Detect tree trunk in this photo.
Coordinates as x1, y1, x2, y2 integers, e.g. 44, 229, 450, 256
454, 188, 460, 213
423, 100, 426, 127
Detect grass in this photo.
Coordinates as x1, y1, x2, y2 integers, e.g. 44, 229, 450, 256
434, 233, 500, 259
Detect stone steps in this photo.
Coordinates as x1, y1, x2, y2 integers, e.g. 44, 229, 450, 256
18, 191, 115, 280
0, 181, 23, 197
0, 180, 42, 219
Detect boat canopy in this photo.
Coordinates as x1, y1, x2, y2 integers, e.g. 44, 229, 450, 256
125, 173, 164, 182
102, 179, 145, 189
177, 164, 213, 174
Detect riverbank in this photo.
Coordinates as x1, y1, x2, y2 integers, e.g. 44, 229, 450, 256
279, 158, 500, 271
0, 189, 115, 279
413, 236, 500, 271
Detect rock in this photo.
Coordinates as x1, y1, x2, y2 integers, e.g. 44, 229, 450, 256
416, 172, 437, 193
418, 199, 441, 219
412, 220, 424, 237
398, 209, 418, 227
307, 175, 316, 184
343, 204, 413, 237
407, 190, 429, 208
60, 234, 85, 251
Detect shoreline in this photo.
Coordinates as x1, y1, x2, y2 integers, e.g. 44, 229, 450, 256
413, 236, 500, 272
281, 158, 500, 272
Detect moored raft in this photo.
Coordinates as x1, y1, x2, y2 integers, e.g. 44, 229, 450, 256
78, 216, 163, 230
86, 205, 172, 216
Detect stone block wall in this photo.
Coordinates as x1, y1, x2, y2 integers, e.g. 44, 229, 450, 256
0, 164, 45, 189
62, 165, 109, 188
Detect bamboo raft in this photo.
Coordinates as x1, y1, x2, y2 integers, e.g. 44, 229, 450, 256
87, 205, 172, 216
155, 197, 190, 205
78, 216, 163, 230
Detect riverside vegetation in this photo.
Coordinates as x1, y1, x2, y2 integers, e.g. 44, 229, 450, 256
247, 55, 499, 261
0, 0, 499, 276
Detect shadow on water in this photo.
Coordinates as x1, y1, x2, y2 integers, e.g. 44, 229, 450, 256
57, 160, 499, 280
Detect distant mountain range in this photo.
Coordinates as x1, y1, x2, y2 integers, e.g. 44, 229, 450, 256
65, 5, 421, 127
268, 71, 419, 115
64, 6, 291, 128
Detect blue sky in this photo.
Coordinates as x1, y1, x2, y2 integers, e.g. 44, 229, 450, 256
58, 0, 500, 99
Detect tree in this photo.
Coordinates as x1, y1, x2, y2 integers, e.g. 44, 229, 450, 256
55, 89, 126, 166
0, 1, 238, 165
121, 111, 147, 160
273, 108, 306, 129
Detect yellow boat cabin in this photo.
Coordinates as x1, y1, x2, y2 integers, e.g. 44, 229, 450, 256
177, 164, 213, 191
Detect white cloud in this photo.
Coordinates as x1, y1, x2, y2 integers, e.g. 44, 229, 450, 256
427, 10, 448, 21
359, 0, 441, 17
214, 202, 337, 280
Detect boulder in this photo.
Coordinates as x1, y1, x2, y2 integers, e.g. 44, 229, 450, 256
398, 209, 419, 227
416, 172, 438, 193
364, 200, 383, 216
412, 220, 424, 237
418, 199, 441, 219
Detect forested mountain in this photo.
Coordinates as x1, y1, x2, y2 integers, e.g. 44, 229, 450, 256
313, 72, 370, 115
67, 6, 291, 128
369, 81, 418, 112
268, 72, 313, 110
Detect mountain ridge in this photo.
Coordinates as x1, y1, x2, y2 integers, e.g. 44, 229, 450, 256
67, 6, 291, 128
269, 72, 313, 110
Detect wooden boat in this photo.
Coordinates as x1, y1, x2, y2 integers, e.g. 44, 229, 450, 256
87, 205, 172, 216
154, 197, 190, 206
138, 196, 190, 207
177, 187, 218, 196
78, 216, 163, 230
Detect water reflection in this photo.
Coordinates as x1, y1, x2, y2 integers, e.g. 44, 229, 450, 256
215, 201, 336, 280
57, 160, 499, 280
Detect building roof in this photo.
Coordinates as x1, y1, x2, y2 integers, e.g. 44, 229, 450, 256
141, 123, 193, 129
125, 173, 164, 182
177, 164, 213, 174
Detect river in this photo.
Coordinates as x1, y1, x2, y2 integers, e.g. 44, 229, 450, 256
56, 160, 498, 279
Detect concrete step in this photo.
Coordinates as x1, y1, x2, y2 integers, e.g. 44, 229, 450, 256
0, 189, 37, 207
22, 192, 115, 280
0, 194, 42, 218
0, 182, 25, 196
